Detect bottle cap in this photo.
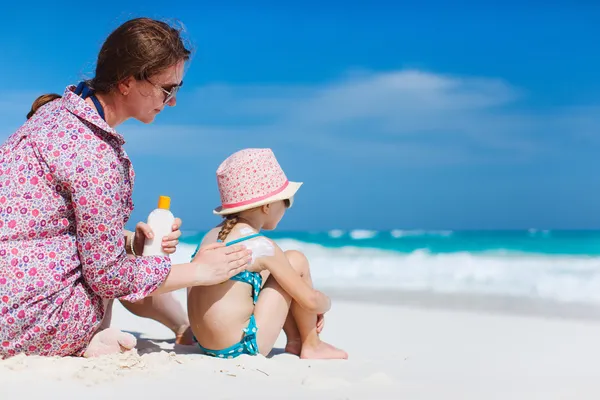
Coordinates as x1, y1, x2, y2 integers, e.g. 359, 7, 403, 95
157, 195, 171, 210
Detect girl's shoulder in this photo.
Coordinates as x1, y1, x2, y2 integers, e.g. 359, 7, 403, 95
200, 227, 221, 245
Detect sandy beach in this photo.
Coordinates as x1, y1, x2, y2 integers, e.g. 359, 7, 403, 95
2, 288, 599, 399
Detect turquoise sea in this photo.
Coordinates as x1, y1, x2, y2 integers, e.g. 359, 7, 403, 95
174, 229, 600, 305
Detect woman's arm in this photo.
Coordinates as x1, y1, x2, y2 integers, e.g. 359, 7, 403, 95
124, 230, 134, 255
41, 122, 252, 300
150, 242, 251, 295
148, 262, 200, 296
64, 159, 252, 299
58, 148, 171, 302
257, 244, 330, 314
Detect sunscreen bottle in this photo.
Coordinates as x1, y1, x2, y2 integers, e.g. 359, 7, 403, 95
142, 195, 175, 257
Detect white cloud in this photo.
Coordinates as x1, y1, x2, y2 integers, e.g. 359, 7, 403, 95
4, 70, 599, 167
190, 70, 520, 128
130, 69, 584, 165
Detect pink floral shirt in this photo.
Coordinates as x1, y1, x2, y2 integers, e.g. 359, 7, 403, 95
0, 86, 171, 358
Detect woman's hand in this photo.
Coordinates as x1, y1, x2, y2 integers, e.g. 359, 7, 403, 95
134, 217, 182, 255
191, 242, 253, 286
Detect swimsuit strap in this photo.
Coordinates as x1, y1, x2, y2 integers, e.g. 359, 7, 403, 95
193, 232, 263, 261
217, 233, 263, 246
74, 81, 106, 121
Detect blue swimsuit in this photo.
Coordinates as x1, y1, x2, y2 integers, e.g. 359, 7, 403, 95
191, 234, 264, 358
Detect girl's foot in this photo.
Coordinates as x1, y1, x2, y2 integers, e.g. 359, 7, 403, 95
300, 340, 348, 360
83, 328, 137, 358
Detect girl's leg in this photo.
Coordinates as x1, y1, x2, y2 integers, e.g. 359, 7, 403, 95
252, 274, 293, 355
282, 313, 302, 355
84, 299, 137, 358
260, 270, 302, 355
282, 250, 347, 359
254, 250, 347, 359
119, 293, 193, 345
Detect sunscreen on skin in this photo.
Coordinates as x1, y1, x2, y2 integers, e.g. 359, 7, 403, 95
238, 227, 275, 263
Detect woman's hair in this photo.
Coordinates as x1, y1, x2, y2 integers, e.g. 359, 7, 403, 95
27, 17, 192, 119
217, 215, 239, 242
26, 93, 62, 119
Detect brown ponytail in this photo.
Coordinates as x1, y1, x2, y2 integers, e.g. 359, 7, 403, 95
27, 93, 61, 119
217, 215, 239, 242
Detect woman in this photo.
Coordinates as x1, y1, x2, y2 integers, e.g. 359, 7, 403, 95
0, 17, 251, 359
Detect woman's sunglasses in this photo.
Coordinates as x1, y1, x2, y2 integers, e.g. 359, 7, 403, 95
157, 81, 183, 104
147, 79, 184, 104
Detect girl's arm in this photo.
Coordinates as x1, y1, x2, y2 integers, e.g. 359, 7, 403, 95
257, 243, 330, 314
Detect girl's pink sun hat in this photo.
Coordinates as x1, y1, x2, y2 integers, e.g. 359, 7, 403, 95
213, 148, 303, 216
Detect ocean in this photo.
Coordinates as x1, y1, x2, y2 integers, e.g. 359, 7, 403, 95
172, 229, 600, 306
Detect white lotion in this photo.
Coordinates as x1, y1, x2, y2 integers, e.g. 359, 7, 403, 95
142, 195, 175, 257
245, 237, 275, 264
237, 227, 275, 263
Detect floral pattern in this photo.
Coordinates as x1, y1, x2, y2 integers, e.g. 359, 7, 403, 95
0, 86, 171, 358
216, 148, 289, 208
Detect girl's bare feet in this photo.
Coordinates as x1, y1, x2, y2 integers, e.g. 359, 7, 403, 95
83, 328, 137, 358
300, 340, 348, 360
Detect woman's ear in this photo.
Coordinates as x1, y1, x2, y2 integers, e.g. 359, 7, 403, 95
118, 76, 135, 96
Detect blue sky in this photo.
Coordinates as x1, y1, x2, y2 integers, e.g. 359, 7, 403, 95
1, 2, 600, 231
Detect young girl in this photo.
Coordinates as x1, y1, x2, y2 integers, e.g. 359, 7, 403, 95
187, 148, 347, 359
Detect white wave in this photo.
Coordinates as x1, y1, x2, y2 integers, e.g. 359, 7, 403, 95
328, 229, 345, 239
528, 228, 551, 237
391, 229, 453, 238
173, 240, 600, 305
349, 230, 377, 240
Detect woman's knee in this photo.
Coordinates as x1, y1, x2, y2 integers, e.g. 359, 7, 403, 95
284, 250, 309, 276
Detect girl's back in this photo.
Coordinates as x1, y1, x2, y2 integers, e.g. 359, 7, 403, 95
187, 224, 260, 351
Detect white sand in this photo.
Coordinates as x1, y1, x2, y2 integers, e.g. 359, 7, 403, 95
2, 289, 600, 399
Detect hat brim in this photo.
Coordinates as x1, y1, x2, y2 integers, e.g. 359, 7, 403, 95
213, 181, 303, 216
